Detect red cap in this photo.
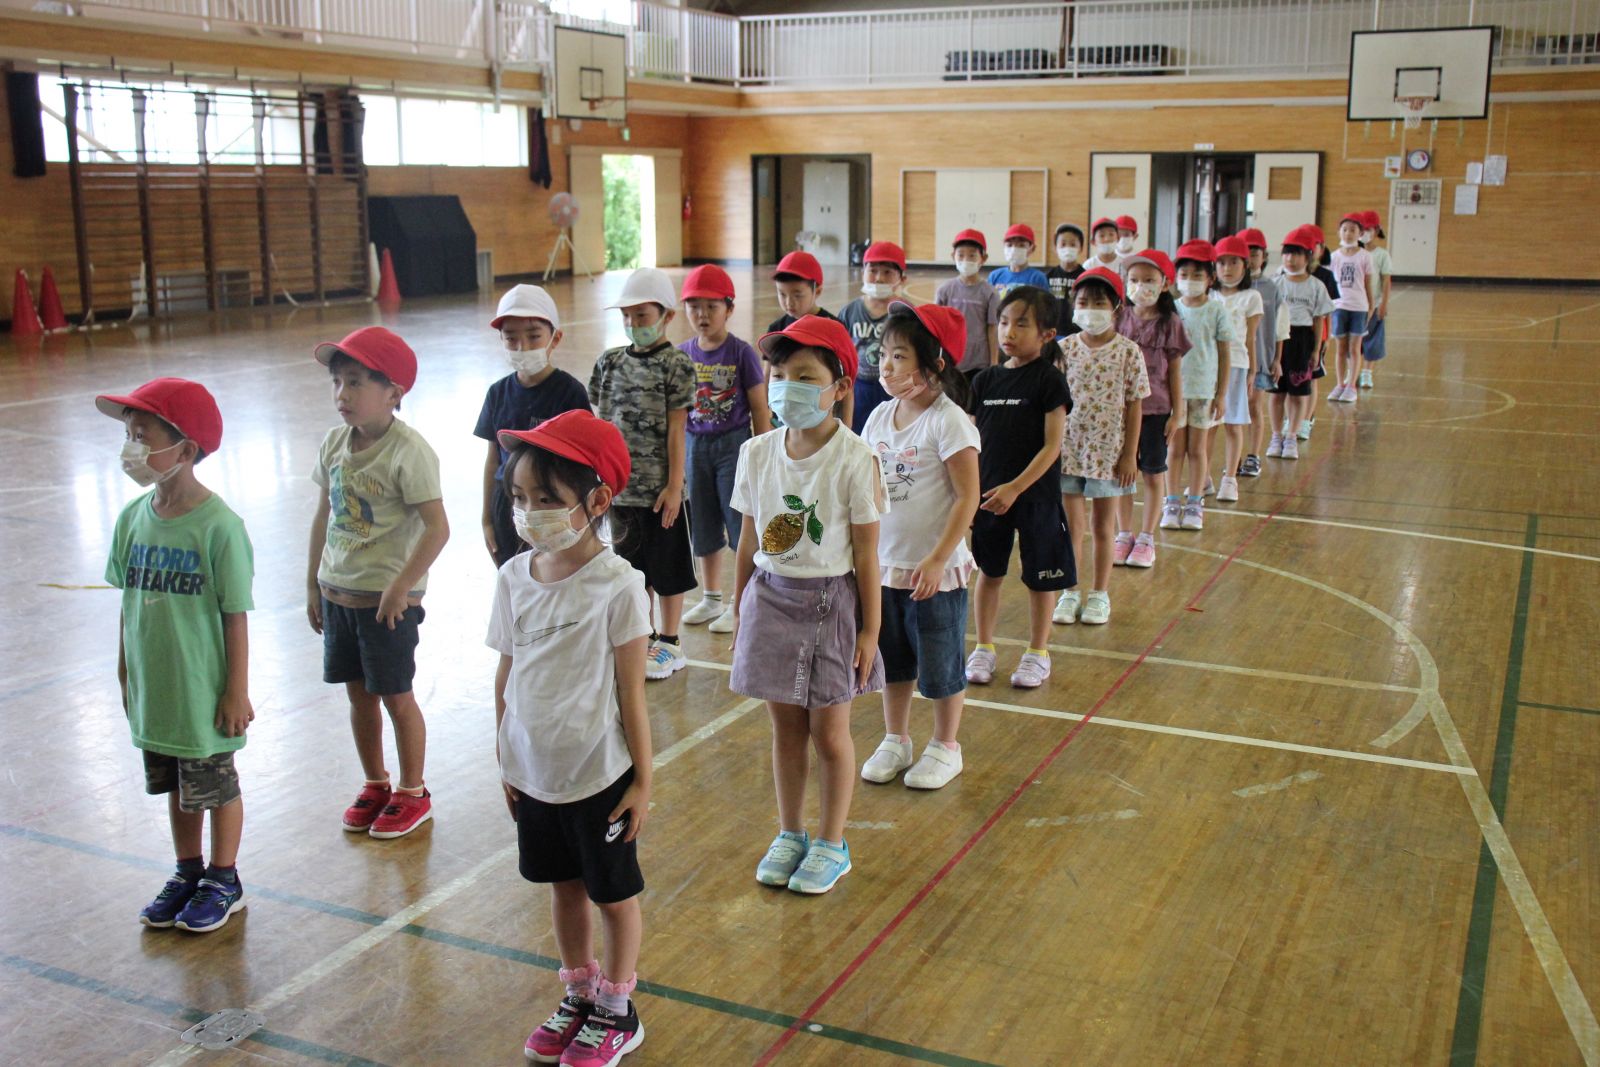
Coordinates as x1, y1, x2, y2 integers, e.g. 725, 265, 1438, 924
314, 326, 417, 392
95, 377, 224, 456
758, 314, 859, 381
888, 300, 968, 366
1239, 227, 1268, 249
1175, 238, 1217, 264
1213, 235, 1250, 261
1338, 213, 1366, 231
863, 241, 906, 272
1360, 210, 1383, 230
1003, 223, 1036, 245
1121, 249, 1175, 285
1305, 223, 1326, 246
1075, 266, 1125, 302
773, 251, 823, 285
1090, 216, 1118, 236
497, 410, 631, 496
1282, 225, 1318, 251
681, 264, 736, 302
1114, 215, 1139, 233
952, 228, 987, 253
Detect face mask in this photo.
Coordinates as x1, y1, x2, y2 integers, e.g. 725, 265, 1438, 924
1178, 278, 1209, 299
120, 440, 185, 487
1128, 282, 1160, 308
1250, 264, 1264, 279
1072, 308, 1113, 335
506, 346, 550, 376
1093, 241, 1117, 260
956, 259, 982, 278
513, 501, 591, 554
1360, 230, 1374, 245
882, 370, 927, 402
1004, 246, 1029, 269
625, 322, 664, 348
1340, 238, 1358, 250
861, 281, 895, 300
768, 379, 831, 430
1116, 236, 1136, 253
1057, 245, 1080, 266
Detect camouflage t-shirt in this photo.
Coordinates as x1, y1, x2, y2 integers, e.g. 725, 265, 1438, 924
588, 341, 696, 507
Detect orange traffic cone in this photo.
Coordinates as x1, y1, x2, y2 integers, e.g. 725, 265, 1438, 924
38, 266, 68, 331
10, 270, 42, 336
376, 248, 401, 305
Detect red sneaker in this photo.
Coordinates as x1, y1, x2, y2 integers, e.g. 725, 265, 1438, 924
342, 782, 391, 832
369, 788, 432, 839
559, 1002, 643, 1066
524, 996, 590, 1063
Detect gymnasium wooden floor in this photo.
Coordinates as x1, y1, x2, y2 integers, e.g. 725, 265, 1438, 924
1, 267, 1596, 1066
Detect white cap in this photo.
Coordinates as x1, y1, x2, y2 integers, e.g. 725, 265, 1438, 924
605, 267, 677, 312
491, 284, 561, 331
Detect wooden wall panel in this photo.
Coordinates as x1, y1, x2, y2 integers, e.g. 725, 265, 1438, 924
901, 171, 938, 263
1010, 170, 1047, 251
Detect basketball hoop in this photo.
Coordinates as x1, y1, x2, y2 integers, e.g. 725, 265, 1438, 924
1398, 96, 1431, 130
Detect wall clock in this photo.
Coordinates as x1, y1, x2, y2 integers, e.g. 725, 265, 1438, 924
1407, 148, 1431, 172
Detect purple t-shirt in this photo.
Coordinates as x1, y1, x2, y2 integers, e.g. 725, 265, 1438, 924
1116, 307, 1190, 415
680, 334, 765, 436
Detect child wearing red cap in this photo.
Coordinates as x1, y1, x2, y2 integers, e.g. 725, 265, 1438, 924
1328, 214, 1375, 405
489, 412, 653, 1067
935, 228, 1001, 375
1168, 240, 1234, 531
98, 378, 255, 932
767, 251, 838, 333
1212, 235, 1264, 503
1269, 228, 1335, 461
859, 303, 980, 790
1116, 250, 1189, 569
308, 326, 449, 840
732, 315, 885, 895
1114, 215, 1140, 257
986, 223, 1050, 296
678, 265, 772, 635
1297, 229, 1339, 442
1086, 217, 1122, 272
1054, 268, 1150, 627
839, 240, 909, 431
1239, 229, 1286, 477
1358, 211, 1392, 388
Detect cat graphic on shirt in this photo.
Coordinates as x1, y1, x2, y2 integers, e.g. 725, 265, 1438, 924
876, 442, 919, 504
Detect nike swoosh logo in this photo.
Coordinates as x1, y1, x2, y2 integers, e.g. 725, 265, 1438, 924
605, 820, 625, 843
512, 619, 579, 645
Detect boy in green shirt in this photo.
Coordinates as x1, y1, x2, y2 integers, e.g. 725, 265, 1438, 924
98, 377, 255, 933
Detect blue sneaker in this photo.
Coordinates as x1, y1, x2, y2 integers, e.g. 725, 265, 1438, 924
755, 830, 809, 886
173, 876, 246, 933
787, 839, 852, 895
139, 873, 200, 928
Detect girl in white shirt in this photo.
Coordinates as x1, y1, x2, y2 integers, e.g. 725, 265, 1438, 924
1212, 236, 1264, 503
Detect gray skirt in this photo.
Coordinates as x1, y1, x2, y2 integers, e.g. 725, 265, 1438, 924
731, 570, 885, 710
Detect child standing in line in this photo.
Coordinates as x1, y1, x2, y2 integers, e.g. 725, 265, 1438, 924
767, 251, 837, 333
1114, 215, 1140, 260
589, 268, 697, 681
1054, 268, 1149, 626
1328, 214, 1374, 405
1268, 226, 1335, 461
1239, 228, 1283, 477
859, 303, 980, 790
100, 378, 254, 932
1167, 240, 1233, 531
965, 286, 1073, 688
839, 240, 908, 432
1295, 227, 1338, 443
308, 327, 448, 840
1358, 210, 1393, 389
477, 284, 591, 568
986, 224, 1050, 297
935, 228, 1001, 378
732, 315, 885, 895
1211, 235, 1262, 503
678, 265, 772, 636
1085, 217, 1122, 273
489, 412, 652, 1067
1046, 223, 1087, 341
1115, 250, 1188, 570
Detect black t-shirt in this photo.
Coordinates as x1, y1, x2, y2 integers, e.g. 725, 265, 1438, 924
765, 306, 838, 334
1045, 264, 1085, 337
970, 358, 1072, 501
1312, 265, 1338, 300
473, 368, 592, 477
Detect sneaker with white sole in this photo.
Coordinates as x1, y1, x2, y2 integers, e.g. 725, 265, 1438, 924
1010, 651, 1051, 688
1159, 497, 1183, 529
756, 830, 810, 886
644, 641, 685, 680
1078, 590, 1110, 625
1053, 589, 1081, 624
172, 875, 245, 933
1181, 501, 1204, 530
861, 736, 914, 783
526, 996, 592, 1063
682, 596, 724, 625
1266, 434, 1284, 458
1126, 536, 1156, 568
1216, 475, 1239, 502
1359, 369, 1374, 389
1298, 418, 1313, 441
558, 1002, 644, 1066
1282, 437, 1300, 460
1203, 478, 1215, 498
1239, 455, 1261, 478
707, 604, 736, 634
1111, 531, 1134, 565
965, 648, 997, 685
1327, 384, 1345, 403
904, 742, 963, 789
787, 839, 851, 894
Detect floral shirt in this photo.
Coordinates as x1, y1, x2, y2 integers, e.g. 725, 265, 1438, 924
1057, 333, 1150, 481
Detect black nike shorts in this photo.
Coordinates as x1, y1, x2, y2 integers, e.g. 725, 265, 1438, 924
515, 767, 643, 904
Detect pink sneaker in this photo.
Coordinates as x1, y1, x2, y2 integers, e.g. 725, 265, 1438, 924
1126, 537, 1156, 568
368, 788, 432, 839
526, 997, 591, 1063
342, 782, 391, 832
1111, 531, 1134, 565
560, 1002, 644, 1066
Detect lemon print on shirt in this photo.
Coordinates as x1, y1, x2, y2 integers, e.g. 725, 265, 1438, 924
762, 495, 824, 555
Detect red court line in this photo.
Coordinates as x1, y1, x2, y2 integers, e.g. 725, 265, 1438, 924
754, 446, 1337, 1066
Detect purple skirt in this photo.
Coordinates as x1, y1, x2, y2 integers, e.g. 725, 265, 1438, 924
731, 570, 885, 710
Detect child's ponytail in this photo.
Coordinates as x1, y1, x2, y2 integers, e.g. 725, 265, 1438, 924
883, 309, 972, 412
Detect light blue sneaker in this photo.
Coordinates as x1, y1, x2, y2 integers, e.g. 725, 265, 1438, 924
756, 830, 809, 886
787, 839, 852, 895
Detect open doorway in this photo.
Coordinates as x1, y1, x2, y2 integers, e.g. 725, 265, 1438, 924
602, 154, 658, 269
751, 154, 870, 266
1094, 151, 1320, 248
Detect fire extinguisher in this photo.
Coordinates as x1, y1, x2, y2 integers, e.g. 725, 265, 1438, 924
682, 193, 692, 221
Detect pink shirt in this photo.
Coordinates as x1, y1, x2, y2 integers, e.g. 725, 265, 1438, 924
1331, 248, 1373, 313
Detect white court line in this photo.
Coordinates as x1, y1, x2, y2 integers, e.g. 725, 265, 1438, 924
145, 696, 764, 1067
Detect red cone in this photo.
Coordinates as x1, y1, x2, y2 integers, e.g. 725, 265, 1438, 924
10, 270, 42, 336
376, 248, 401, 305
38, 266, 67, 331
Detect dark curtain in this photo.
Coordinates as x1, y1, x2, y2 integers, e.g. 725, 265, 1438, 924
7, 71, 47, 179
528, 107, 552, 188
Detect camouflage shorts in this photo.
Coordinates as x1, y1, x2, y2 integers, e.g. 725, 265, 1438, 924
143, 751, 241, 812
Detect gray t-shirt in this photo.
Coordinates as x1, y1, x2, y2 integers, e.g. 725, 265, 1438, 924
588, 342, 696, 508
934, 277, 1000, 372
837, 299, 889, 381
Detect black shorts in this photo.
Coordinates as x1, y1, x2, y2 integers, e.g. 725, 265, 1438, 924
970, 492, 1075, 592
1271, 326, 1317, 398
612, 504, 697, 599
143, 750, 241, 813
322, 599, 424, 696
1137, 412, 1170, 475
516, 768, 644, 905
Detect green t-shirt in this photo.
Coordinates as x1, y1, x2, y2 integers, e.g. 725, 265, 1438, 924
312, 419, 443, 598
105, 492, 255, 758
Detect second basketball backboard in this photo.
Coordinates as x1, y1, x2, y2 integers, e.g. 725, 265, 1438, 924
553, 25, 627, 122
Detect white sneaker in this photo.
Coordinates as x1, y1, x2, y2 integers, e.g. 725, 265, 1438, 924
904, 742, 963, 790
1282, 437, 1300, 460
861, 735, 914, 783
1158, 498, 1183, 529
1053, 589, 1081, 624
1266, 434, 1284, 458
1078, 590, 1110, 625
707, 603, 736, 634
1359, 369, 1374, 389
1298, 418, 1313, 441
645, 640, 686, 680
683, 596, 724, 625
1216, 475, 1239, 502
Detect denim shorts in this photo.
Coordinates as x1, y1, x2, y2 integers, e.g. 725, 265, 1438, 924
1223, 366, 1251, 425
686, 425, 750, 557
1060, 474, 1135, 498
322, 599, 424, 696
1330, 308, 1368, 337
879, 586, 968, 700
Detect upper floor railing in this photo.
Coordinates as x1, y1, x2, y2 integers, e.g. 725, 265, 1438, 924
11, 0, 1599, 89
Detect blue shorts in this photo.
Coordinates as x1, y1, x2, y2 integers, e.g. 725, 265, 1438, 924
1330, 308, 1368, 337
322, 599, 424, 696
1223, 366, 1251, 425
686, 425, 749, 557
1059, 474, 1135, 498
1363, 315, 1387, 362
879, 586, 968, 700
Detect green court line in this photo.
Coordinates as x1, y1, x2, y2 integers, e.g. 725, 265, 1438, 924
1449, 513, 1538, 1066
1299, 492, 1599, 525
0, 823, 996, 1067
1518, 700, 1600, 718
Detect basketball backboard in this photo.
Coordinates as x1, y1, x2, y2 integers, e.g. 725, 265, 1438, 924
553, 25, 626, 122
1347, 27, 1493, 123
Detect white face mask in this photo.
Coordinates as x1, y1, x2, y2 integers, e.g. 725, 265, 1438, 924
1249, 264, 1264, 279
955, 259, 982, 277
1004, 246, 1029, 269
1340, 238, 1358, 250
1127, 282, 1160, 308
1116, 236, 1136, 254
1178, 278, 1209, 299
862, 281, 896, 300
506, 346, 550, 376
513, 501, 591, 555
1072, 307, 1113, 335
1359, 230, 1374, 245
1093, 241, 1118, 260
120, 439, 185, 487
1057, 244, 1080, 266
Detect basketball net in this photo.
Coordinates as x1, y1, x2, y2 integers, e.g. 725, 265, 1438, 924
1399, 96, 1430, 130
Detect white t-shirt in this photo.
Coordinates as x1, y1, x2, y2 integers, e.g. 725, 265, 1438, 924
1366, 246, 1393, 306
860, 393, 980, 585
485, 548, 651, 804
730, 423, 886, 579
1218, 288, 1265, 370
